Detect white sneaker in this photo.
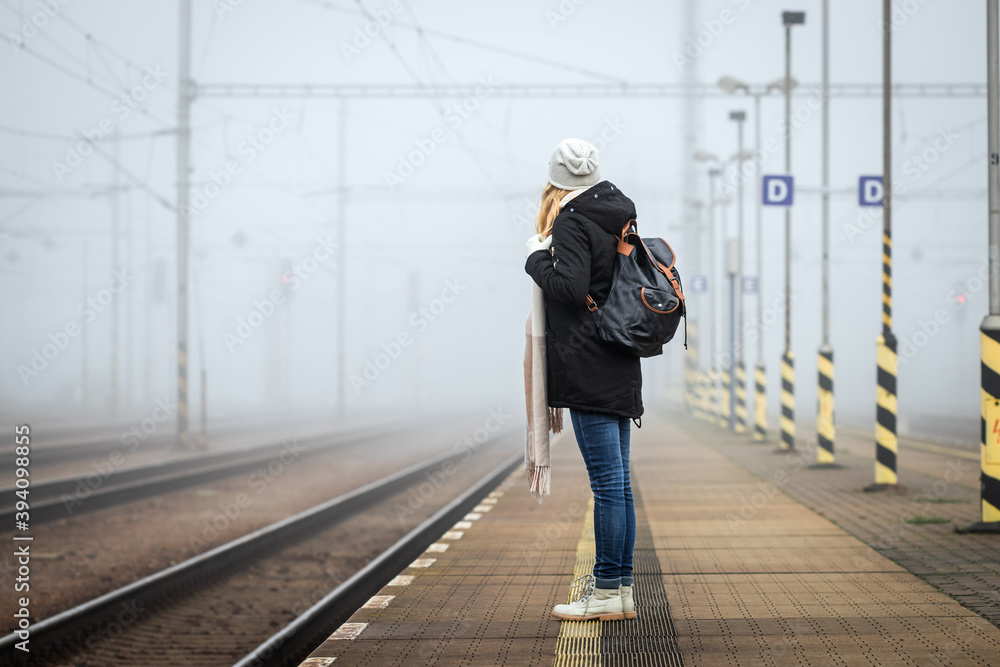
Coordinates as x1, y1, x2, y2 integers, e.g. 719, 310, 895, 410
552, 575, 624, 621
620, 584, 637, 619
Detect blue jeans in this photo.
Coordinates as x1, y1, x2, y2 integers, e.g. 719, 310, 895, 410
569, 410, 636, 590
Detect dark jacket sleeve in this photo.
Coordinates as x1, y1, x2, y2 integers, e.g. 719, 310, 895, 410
524, 215, 591, 306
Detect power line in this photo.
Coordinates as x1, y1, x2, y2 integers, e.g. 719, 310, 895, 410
196, 81, 989, 99
293, 0, 625, 83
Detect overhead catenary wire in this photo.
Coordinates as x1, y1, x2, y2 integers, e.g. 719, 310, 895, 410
292, 0, 627, 83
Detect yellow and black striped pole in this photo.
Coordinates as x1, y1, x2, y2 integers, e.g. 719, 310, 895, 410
965, 1, 999, 531
735, 362, 748, 433
707, 368, 719, 424
685, 322, 700, 414
871, 242, 899, 487
872, 268, 899, 485
816, 0, 836, 466
968, 323, 1000, 530
698, 370, 710, 422
753, 363, 767, 441
816, 345, 835, 464
702, 371, 713, 421
780, 352, 795, 450
720, 366, 731, 429
867, 2, 899, 491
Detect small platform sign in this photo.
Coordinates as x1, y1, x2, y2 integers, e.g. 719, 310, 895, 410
859, 176, 884, 207
762, 175, 794, 206
689, 275, 708, 294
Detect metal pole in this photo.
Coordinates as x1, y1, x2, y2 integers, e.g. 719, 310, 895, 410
126, 181, 134, 413
719, 192, 731, 429
81, 240, 88, 409
735, 113, 747, 434
707, 168, 720, 423
195, 261, 208, 450
111, 133, 120, 417
753, 92, 767, 441
337, 98, 347, 415
817, 0, 836, 465
729, 269, 737, 431
143, 192, 151, 408
784, 24, 792, 355
199, 367, 208, 447
176, 0, 192, 449
780, 22, 797, 452
966, 0, 1000, 530
821, 2, 831, 348
869, 0, 900, 489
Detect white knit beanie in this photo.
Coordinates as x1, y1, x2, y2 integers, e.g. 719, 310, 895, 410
548, 138, 601, 191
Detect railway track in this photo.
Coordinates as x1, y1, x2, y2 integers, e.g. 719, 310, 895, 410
0, 419, 411, 526
1, 424, 519, 666
0, 412, 330, 470
236, 449, 521, 667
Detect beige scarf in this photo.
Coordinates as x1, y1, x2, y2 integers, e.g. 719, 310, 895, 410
524, 282, 563, 502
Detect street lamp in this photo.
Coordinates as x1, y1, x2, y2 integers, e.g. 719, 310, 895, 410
726, 238, 740, 431
868, 0, 899, 490
729, 110, 748, 434
718, 76, 749, 95
719, 75, 774, 442
816, 0, 837, 466
695, 154, 722, 425
779, 9, 805, 453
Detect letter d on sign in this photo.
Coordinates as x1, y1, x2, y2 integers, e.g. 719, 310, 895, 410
762, 175, 794, 206
859, 175, 884, 207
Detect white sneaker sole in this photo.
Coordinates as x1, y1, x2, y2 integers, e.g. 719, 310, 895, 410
551, 610, 625, 621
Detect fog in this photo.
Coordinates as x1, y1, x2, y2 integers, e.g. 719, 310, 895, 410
0, 0, 990, 442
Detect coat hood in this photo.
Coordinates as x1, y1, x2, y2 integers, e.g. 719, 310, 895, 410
561, 181, 636, 238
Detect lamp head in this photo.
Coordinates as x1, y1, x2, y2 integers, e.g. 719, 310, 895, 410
718, 76, 750, 94
782, 10, 805, 26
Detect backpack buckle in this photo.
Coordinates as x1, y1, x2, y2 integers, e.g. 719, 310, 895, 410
585, 295, 598, 313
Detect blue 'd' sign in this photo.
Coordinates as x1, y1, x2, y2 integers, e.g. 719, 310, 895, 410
762, 175, 794, 206
858, 175, 884, 206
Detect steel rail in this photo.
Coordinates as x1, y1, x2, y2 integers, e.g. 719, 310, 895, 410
0, 432, 517, 664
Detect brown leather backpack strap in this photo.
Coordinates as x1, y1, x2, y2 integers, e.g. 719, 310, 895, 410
586, 295, 598, 313
620, 219, 637, 240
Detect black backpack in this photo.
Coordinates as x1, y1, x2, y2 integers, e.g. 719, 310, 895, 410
584, 220, 686, 358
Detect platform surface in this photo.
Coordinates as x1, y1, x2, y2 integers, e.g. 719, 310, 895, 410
301, 412, 1000, 666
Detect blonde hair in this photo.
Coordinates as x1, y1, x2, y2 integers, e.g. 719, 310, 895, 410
535, 183, 573, 237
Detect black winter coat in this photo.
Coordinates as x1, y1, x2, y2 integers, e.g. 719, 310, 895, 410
525, 181, 643, 419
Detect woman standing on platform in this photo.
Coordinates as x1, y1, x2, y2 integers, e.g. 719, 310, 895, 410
524, 138, 642, 621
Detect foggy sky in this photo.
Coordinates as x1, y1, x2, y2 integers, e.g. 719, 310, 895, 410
0, 0, 990, 441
